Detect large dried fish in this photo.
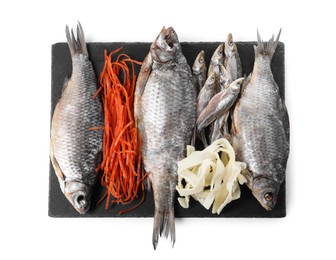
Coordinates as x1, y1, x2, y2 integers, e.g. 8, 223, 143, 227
134, 27, 196, 249
50, 23, 103, 214
232, 30, 289, 210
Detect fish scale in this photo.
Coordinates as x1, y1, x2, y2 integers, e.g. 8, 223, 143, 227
54, 56, 102, 177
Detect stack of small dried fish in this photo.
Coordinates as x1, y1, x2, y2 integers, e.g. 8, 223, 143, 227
193, 34, 244, 147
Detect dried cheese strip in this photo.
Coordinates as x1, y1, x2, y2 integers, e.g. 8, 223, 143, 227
176, 138, 247, 214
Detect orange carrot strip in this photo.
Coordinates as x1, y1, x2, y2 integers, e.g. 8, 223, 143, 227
96, 47, 145, 213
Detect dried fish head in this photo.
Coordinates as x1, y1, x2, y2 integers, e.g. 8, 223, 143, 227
218, 64, 230, 90
252, 177, 279, 211
205, 71, 217, 89
192, 50, 205, 75
229, 77, 243, 94
63, 180, 92, 214
151, 26, 180, 63
213, 43, 224, 60
192, 50, 207, 94
225, 33, 237, 55
208, 43, 224, 77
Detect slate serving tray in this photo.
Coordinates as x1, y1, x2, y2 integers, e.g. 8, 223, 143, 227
49, 41, 286, 218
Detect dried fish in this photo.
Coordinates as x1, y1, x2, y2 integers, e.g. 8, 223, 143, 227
224, 33, 242, 81
134, 27, 196, 249
192, 50, 207, 93
232, 30, 289, 210
50, 23, 103, 214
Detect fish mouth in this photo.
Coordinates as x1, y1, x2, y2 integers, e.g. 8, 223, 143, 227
198, 50, 205, 59
215, 43, 224, 55
226, 33, 234, 46
230, 77, 244, 92
64, 181, 91, 214
73, 191, 90, 214
155, 26, 175, 48
163, 27, 175, 48
151, 26, 178, 63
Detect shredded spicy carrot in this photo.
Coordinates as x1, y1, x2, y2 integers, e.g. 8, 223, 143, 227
96, 48, 145, 214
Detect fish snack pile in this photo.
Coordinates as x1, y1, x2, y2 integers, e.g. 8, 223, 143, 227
50, 22, 289, 249
176, 139, 247, 214
194, 34, 243, 147
96, 48, 145, 213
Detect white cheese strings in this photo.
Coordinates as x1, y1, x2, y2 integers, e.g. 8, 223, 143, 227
176, 138, 247, 214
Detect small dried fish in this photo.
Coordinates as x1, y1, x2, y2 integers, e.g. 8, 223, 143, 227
197, 77, 244, 132
192, 50, 207, 93
224, 33, 242, 82
210, 64, 231, 143
208, 43, 224, 77
196, 72, 217, 147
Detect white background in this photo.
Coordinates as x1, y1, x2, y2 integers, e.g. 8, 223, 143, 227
1, 0, 335, 259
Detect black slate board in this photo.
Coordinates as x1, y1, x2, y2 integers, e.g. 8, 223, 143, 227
49, 41, 286, 218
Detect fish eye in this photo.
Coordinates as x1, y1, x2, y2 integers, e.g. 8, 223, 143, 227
200, 57, 204, 63
264, 192, 273, 202
168, 42, 174, 48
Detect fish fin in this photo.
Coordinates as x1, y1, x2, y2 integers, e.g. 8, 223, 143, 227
50, 145, 66, 192
134, 53, 153, 127
61, 76, 70, 94
241, 73, 252, 94
254, 29, 281, 59
65, 22, 88, 57
152, 208, 175, 250
241, 168, 253, 190
135, 53, 152, 97
50, 154, 65, 181
145, 172, 152, 191
282, 103, 290, 144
